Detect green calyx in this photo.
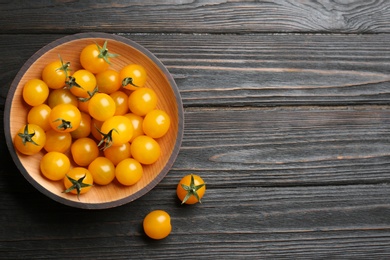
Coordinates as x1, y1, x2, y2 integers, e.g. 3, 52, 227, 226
53, 118, 73, 131
121, 77, 140, 88
56, 54, 71, 79
96, 40, 119, 65
96, 127, 118, 150
180, 174, 206, 204
18, 124, 39, 146
63, 174, 93, 201
65, 75, 83, 90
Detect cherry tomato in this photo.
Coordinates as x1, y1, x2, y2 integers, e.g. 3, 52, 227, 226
176, 174, 206, 205
88, 92, 116, 121
14, 124, 46, 155
123, 113, 144, 142
63, 167, 93, 198
110, 91, 129, 116
40, 151, 70, 181
77, 99, 90, 113
130, 135, 160, 165
42, 57, 71, 89
99, 115, 133, 149
143, 210, 172, 240
67, 69, 97, 99
88, 157, 116, 185
70, 112, 92, 139
27, 104, 52, 131
96, 69, 121, 94
143, 109, 171, 139
44, 129, 72, 153
128, 87, 157, 116
71, 137, 99, 167
103, 142, 131, 166
80, 41, 118, 74
49, 104, 81, 132
23, 79, 49, 106
47, 88, 79, 108
115, 158, 143, 186
90, 118, 104, 142
119, 64, 147, 91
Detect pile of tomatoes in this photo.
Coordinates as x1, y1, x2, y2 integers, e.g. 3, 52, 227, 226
14, 40, 171, 196
14, 39, 207, 240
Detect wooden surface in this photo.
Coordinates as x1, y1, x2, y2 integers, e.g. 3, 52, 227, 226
1, 1, 390, 259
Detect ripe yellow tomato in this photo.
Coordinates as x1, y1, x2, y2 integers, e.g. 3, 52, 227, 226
88, 92, 116, 121
40, 151, 70, 181
99, 115, 133, 148
143, 210, 172, 240
67, 69, 97, 99
49, 104, 81, 133
143, 109, 171, 139
14, 124, 46, 155
80, 41, 118, 74
77, 99, 90, 113
88, 157, 116, 185
47, 88, 79, 108
96, 69, 121, 94
71, 137, 99, 167
43, 129, 72, 153
130, 135, 160, 165
128, 87, 157, 116
123, 113, 144, 142
119, 64, 147, 91
115, 158, 143, 186
27, 104, 52, 131
70, 112, 92, 139
90, 118, 104, 141
176, 174, 206, 205
103, 142, 131, 166
42, 58, 71, 89
23, 79, 49, 106
63, 167, 93, 198
110, 91, 129, 116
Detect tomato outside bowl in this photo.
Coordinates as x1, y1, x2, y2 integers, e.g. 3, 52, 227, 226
4, 33, 184, 209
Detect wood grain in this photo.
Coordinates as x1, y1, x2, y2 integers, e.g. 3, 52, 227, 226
1, 0, 390, 33
172, 106, 390, 186
1, 1, 390, 258
1, 184, 390, 258
1, 34, 390, 108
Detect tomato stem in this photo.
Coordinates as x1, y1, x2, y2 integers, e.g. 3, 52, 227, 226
78, 86, 99, 102
17, 124, 39, 146
53, 118, 73, 131
57, 54, 71, 79
63, 174, 93, 200
96, 40, 119, 65
96, 127, 119, 150
180, 174, 206, 204
65, 76, 84, 90
122, 77, 140, 88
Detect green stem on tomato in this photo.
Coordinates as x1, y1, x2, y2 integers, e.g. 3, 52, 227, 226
96, 127, 118, 150
17, 124, 39, 146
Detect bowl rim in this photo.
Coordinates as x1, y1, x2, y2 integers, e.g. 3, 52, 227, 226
4, 32, 184, 209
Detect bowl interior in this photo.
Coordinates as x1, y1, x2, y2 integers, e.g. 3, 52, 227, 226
6, 33, 183, 209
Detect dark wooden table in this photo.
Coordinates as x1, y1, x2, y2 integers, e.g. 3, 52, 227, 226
1, 1, 390, 259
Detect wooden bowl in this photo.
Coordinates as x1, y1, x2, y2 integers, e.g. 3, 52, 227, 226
4, 33, 183, 209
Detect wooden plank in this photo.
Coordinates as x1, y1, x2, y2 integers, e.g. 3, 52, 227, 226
1, 185, 390, 258
165, 106, 390, 187
1, 1, 390, 33
1, 34, 390, 108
